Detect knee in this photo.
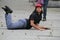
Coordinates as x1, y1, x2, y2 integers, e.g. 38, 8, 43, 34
7, 23, 12, 28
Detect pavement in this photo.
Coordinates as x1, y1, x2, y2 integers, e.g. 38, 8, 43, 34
0, 0, 60, 40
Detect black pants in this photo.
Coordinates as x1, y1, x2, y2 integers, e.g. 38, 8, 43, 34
43, 0, 49, 18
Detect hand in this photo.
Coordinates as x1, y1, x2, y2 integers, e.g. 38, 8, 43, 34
39, 29, 46, 31
39, 26, 50, 30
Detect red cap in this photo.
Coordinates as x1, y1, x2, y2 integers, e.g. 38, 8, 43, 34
35, 4, 42, 8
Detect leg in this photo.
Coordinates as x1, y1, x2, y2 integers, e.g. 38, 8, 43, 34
43, 0, 49, 21
5, 14, 27, 29
2, 6, 27, 29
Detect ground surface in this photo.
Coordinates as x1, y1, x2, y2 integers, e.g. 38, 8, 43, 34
0, 0, 60, 40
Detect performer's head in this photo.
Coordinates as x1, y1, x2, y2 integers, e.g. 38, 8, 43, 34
35, 4, 42, 13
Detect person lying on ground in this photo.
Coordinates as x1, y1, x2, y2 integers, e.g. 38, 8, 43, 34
1, 4, 50, 30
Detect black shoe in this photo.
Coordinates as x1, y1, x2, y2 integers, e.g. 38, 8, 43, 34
2, 6, 13, 13
42, 18, 46, 21
2, 7, 7, 13
5, 6, 13, 13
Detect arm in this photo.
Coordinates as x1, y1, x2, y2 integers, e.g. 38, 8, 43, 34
30, 20, 44, 30
30, 20, 50, 30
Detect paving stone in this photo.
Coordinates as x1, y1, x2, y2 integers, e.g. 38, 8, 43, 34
0, 30, 60, 40
39, 37, 60, 40
0, 30, 51, 40
3, 30, 51, 36
0, 30, 4, 40
52, 30, 60, 37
